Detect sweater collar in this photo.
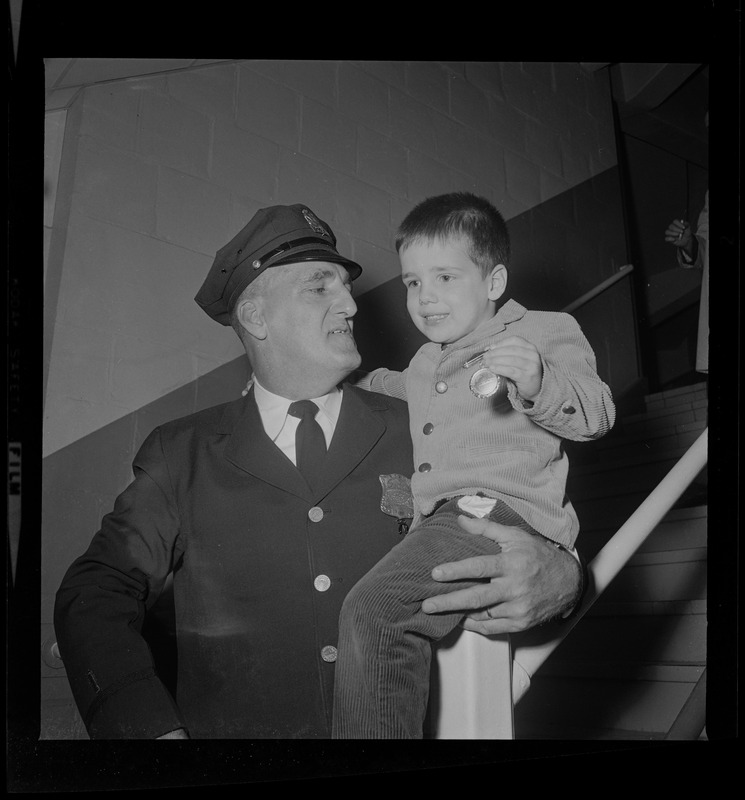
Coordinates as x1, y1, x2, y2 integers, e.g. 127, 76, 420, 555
430, 298, 528, 356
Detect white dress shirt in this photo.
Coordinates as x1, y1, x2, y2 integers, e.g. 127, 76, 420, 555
250, 376, 342, 466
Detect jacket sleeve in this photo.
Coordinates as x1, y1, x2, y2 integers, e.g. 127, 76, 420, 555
513, 313, 616, 441
53, 427, 187, 739
354, 367, 408, 401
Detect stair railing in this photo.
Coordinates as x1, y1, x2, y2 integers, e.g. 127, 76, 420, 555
559, 264, 634, 314
512, 426, 708, 702
432, 427, 707, 739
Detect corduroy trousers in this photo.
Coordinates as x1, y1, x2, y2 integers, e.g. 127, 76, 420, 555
331, 496, 536, 739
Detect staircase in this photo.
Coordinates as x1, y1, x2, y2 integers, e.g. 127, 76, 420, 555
513, 381, 708, 740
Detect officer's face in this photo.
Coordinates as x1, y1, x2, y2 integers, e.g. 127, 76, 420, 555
257, 261, 361, 395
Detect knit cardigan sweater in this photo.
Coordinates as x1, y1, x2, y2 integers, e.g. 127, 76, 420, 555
359, 300, 616, 548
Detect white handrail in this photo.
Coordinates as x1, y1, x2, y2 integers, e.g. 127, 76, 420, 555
512, 427, 708, 703
560, 264, 634, 314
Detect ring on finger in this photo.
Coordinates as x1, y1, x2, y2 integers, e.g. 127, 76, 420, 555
486, 607, 497, 619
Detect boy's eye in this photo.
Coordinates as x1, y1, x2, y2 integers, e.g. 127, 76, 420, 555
439, 274, 454, 283
405, 280, 420, 289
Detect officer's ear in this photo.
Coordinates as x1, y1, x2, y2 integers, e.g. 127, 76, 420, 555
236, 298, 267, 341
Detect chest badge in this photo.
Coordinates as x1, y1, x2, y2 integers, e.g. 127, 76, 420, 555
469, 367, 507, 400
379, 473, 414, 535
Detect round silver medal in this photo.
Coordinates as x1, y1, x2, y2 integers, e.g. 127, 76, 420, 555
469, 368, 506, 399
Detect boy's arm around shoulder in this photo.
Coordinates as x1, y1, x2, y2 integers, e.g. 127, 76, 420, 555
516, 312, 616, 441
354, 366, 408, 401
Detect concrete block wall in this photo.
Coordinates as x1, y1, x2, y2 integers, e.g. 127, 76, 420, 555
44, 60, 619, 458
41, 60, 631, 738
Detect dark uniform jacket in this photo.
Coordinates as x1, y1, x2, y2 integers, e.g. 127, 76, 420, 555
54, 384, 413, 739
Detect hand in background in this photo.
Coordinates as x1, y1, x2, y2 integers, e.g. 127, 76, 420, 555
664, 219, 694, 253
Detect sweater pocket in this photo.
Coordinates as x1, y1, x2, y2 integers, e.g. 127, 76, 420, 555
463, 436, 538, 459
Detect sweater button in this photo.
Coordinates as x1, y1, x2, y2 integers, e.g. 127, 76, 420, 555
562, 404, 576, 414
418, 463, 431, 473
423, 423, 434, 435
435, 381, 448, 394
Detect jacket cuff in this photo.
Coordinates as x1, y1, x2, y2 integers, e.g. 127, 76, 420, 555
85, 669, 186, 739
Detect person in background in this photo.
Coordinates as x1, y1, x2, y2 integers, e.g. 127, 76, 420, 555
664, 188, 709, 375
54, 203, 585, 739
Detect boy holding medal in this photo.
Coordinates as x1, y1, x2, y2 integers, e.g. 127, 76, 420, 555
332, 192, 616, 738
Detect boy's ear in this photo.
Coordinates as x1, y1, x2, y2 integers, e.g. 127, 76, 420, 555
236, 298, 267, 341
487, 264, 508, 301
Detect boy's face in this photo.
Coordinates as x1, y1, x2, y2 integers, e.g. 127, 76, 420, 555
400, 237, 506, 345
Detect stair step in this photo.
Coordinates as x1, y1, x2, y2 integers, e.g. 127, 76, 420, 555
514, 603, 707, 737
574, 491, 661, 530
515, 671, 705, 738
571, 467, 707, 531
516, 726, 671, 740
548, 609, 706, 662
566, 420, 706, 470
568, 454, 687, 499
579, 504, 707, 544
622, 408, 706, 439
592, 556, 707, 605
580, 418, 705, 455
643, 381, 707, 407
569, 440, 702, 479
589, 599, 707, 617
538, 661, 705, 682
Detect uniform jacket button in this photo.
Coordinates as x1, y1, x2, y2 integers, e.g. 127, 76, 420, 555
321, 645, 337, 662
314, 574, 331, 592
308, 506, 324, 522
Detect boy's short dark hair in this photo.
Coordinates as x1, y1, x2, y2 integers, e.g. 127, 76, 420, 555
395, 192, 510, 277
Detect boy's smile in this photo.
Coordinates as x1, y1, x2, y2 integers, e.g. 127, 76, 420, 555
400, 237, 506, 345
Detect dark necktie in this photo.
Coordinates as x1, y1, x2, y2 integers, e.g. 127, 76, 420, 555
288, 400, 327, 488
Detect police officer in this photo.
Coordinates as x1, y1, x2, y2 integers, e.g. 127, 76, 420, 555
54, 204, 583, 739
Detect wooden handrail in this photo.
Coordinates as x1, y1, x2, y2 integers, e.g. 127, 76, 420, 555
512, 427, 708, 703
560, 264, 634, 314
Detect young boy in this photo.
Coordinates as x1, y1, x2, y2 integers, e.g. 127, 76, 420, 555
331, 192, 616, 738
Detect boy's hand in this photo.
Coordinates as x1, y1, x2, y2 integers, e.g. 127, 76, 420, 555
480, 336, 543, 401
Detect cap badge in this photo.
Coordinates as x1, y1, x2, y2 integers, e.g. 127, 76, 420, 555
302, 208, 329, 237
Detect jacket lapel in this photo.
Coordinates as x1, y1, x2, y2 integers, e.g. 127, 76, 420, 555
220, 385, 389, 502
319, 384, 387, 495
221, 391, 312, 501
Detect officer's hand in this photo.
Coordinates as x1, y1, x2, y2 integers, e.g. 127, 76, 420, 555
422, 515, 581, 635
